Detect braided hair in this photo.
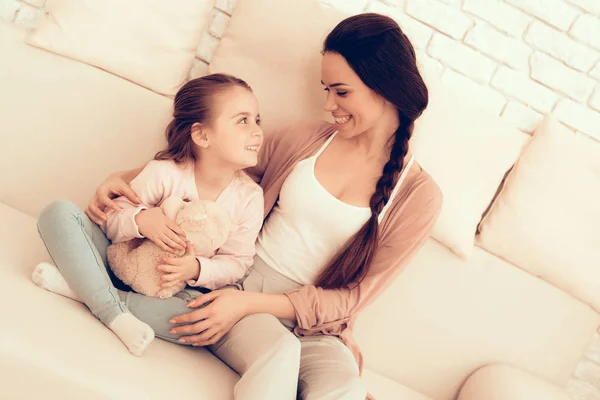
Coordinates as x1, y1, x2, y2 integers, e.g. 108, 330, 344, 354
316, 13, 428, 289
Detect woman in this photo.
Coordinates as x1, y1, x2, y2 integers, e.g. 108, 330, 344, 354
37, 13, 441, 400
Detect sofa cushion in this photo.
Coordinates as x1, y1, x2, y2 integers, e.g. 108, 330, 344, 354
26, 0, 214, 96
0, 22, 172, 218
209, 0, 344, 132
477, 114, 600, 310
410, 78, 530, 257
362, 369, 434, 400
0, 202, 239, 399
353, 238, 599, 400
458, 364, 570, 400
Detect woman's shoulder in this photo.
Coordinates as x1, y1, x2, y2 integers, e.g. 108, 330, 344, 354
412, 165, 442, 203
392, 162, 443, 218
267, 120, 336, 148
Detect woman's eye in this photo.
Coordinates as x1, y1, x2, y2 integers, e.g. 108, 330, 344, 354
323, 87, 329, 92
239, 118, 247, 124
256, 118, 261, 126
336, 91, 348, 97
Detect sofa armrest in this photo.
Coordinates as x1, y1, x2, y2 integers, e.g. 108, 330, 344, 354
457, 364, 570, 400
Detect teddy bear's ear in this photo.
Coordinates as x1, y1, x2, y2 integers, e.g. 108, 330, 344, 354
160, 196, 187, 220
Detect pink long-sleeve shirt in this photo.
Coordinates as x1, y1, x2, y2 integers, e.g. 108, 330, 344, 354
103, 159, 264, 290
245, 120, 443, 373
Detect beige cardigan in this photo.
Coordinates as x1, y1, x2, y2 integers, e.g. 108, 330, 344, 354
246, 120, 443, 372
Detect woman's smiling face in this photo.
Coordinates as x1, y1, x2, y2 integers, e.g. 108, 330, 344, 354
321, 51, 390, 139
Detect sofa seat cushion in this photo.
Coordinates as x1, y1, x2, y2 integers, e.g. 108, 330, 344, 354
0, 202, 238, 399
353, 237, 599, 400
458, 364, 570, 400
362, 369, 434, 400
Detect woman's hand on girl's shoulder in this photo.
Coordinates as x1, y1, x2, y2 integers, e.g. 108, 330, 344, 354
86, 172, 141, 224
135, 207, 187, 253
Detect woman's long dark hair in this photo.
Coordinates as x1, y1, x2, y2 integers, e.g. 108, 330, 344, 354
315, 13, 428, 289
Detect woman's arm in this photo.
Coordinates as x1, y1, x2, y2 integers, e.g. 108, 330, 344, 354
285, 183, 442, 332
122, 166, 145, 184
85, 163, 147, 224
245, 292, 296, 320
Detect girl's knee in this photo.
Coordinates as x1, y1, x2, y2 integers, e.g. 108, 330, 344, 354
38, 200, 80, 230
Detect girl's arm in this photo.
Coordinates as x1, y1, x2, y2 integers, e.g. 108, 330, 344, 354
186, 187, 265, 290
104, 161, 184, 250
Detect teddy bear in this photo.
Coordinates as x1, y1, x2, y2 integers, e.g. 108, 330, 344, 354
106, 196, 232, 299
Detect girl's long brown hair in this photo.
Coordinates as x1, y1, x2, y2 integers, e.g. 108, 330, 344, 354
155, 73, 252, 163
316, 14, 428, 290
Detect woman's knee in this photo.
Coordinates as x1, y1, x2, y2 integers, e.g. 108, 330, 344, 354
301, 375, 366, 400
236, 313, 300, 354
210, 313, 301, 375
339, 376, 367, 400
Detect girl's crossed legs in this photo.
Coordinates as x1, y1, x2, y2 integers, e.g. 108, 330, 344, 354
35, 200, 365, 399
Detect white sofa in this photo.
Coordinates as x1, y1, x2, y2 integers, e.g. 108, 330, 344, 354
0, 7, 598, 400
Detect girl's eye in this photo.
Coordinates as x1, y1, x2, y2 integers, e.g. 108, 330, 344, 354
323, 87, 329, 92
239, 118, 247, 124
256, 118, 261, 126
336, 91, 348, 97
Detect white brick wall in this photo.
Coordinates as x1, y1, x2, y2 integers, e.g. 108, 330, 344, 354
2, 0, 599, 142
465, 22, 531, 70
525, 21, 599, 71
570, 13, 600, 50
1, 0, 600, 398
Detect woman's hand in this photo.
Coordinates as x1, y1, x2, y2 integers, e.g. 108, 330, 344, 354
135, 208, 187, 253
158, 241, 200, 287
86, 172, 141, 224
169, 289, 249, 346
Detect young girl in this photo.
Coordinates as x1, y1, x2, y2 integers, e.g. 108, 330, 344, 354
33, 73, 265, 356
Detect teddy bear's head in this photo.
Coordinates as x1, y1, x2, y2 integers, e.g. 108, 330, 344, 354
161, 196, 232, 256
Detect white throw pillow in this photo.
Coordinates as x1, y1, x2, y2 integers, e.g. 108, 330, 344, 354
411, 77, 530, 257
209, 0, 345, 132
477, 114, 600, 310
27, 0, 215, 96
210, 0, 529, 257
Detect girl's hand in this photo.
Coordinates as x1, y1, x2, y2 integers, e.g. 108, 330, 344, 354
86, 172, 141, 224
158, 241, 200, 288
135, 208, 187, 253
169, 289, 249, 346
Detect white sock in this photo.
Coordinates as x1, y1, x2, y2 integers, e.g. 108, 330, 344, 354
32, 262, 155, 356
32, 262, 82, 302
108, 313, 155, 356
